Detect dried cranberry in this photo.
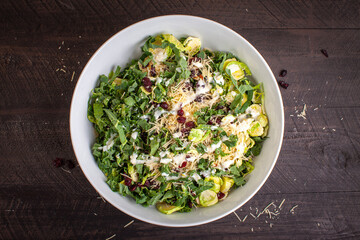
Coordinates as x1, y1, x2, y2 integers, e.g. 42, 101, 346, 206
144, 180, 151, 187
320, 49, 329, 58
188, 201, 193, 208
150, 65, 156, 77
177, 109, 184, 116
142, 77, 152, 86
129, 184, 137, 192
183, 82, 192, 91
216, 105, 224, 110
144, 85, 152, 92
190, 70, 196, 78
67, 160, 75, 169
189, 57, 200, 64
124, 177, 132, 186
53, 158, 64, 168
181, 128, 190, 134
151, 184, 160, 190
217, 192, 225, 199
160, 102, 169, 110
179, 161, 187, 168
278, 80, 289, 89
185, 121, 196, 128
151, 101, 159, 107
177, 116, 186, 123
194, 96, 202, 102
207, 120, 214, 125
279, 69, 287, 77
216, 116, 223, 125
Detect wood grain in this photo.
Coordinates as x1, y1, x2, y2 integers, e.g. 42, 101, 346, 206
0, 0, 359, 239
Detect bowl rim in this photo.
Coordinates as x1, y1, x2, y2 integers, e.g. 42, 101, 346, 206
70, 14, 284, 227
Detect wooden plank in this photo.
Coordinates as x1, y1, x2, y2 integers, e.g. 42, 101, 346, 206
0, 0, 360, 239
1, 190, 360, 239
0, 0, 359, 34
1, 29, 359, 110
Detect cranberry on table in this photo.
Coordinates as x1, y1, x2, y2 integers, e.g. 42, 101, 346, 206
53, 158, 64, 168
185, 121, 196, 128
177, 116, 186, 123
278, 80, 289, 89
279, 69, 287, 77
160, 102, 169, 110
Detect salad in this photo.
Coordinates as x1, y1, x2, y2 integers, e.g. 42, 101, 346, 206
87, 34, 268, 214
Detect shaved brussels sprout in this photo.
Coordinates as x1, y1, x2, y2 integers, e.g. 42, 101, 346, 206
220, 176, 234, 193
262, 125, 269, 137
222, 58, 237, 71
188, 129, 205, 143
247, 104, 262, 118
247, 138, 255, 149
252, 90, 262, 104
161, 34, 185, 51
258, 114, 268, 127
225, 61, 245, 80
199, 190, 218, 207
112, 77, 122, 85
183, 37, 201, 56
205, 176, 223, 193
248, 121, 264, 137
156, 202, 183, 214
128, 164, 138, 182
140, 86, 151, 95
225, 91, 237, 103
241, 93, 248, 106
149, 46, 172, 63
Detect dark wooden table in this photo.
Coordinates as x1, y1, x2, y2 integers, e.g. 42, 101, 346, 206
1, 1, 360, 239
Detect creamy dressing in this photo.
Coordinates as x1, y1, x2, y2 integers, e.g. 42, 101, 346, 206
200, 170, 211, 178
208, 141, 222, 153
160, 158, 172, 164
192, 61, 203, 68
221, 159, 235, 170
161, 172, 180, 181
227, 64, 240, 74
154, 109, 168, 119
237, 118, 254, 132
191, 173, 201, 182
173, 132, 182, 138
172, 153, 186, 166
156, 77, 163, 85
213, 72, 225, 85
153, 49, 168, 62
130, 153, 146, 165
186, 156, 196, 162
131, 132, 138, 140
221, 115, 236, 125
99, 133, 117, 152
246, 106, 261, 119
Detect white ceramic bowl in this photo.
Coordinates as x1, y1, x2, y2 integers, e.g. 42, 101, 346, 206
70, 15, 284, 227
